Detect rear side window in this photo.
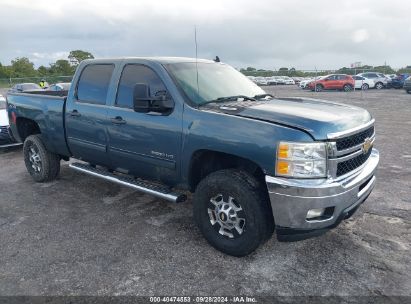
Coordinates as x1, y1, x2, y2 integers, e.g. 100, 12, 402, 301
77, 64, 114, 104
116, 65, 167, 108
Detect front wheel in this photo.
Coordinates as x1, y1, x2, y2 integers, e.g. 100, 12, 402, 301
315, 84, 323, 92
23, 134, 60, 182
193, 169, 274, 257
361, 83, 369, 90
407, 90, 411, 94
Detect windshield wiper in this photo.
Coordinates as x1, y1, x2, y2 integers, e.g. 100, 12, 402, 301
200, 95, 256, 106
253, 93, 274, 100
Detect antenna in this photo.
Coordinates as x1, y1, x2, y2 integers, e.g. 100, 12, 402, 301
194, 26, 200, 96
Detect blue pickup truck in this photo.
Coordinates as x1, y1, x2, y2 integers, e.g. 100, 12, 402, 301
6, 57, 379, 256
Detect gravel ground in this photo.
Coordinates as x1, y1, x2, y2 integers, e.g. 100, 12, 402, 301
0, 86, 410, 297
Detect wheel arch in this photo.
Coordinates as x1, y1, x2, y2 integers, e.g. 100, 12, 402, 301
187, 149, 266, 192
16, 117, 41, 142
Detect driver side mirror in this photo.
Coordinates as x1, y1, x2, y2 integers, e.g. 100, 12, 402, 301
133, 83, 174, 113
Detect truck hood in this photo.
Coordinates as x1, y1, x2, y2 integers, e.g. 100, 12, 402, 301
201, 97, 372, 139
0, 109, 9, 127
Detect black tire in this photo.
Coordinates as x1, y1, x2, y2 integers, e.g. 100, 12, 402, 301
407, 90, 411, 94
315, 84, 323, 92
375, 82, 384, 90
343, 84, 353, 92
361, 83, 369, 90
193, 169, 274, 257
23, 134, 60, 182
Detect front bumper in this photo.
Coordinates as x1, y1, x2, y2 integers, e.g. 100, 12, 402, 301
266, 148, 379, 241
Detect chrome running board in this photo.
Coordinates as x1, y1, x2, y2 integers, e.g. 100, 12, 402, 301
70, 162, 186, 203
0, 142, 23, 148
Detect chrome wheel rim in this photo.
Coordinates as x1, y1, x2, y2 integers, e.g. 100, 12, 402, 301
28, 146, 42, 173
208, 194, 246, 239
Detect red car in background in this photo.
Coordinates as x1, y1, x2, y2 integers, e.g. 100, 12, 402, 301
307, 74, 355, 92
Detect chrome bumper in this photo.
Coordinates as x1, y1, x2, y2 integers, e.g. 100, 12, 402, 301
266, 148, 379, 231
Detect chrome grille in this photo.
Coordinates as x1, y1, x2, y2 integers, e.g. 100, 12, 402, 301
336, 126, 374, 151
336, 149, 372, 177
327, 120, 375, 178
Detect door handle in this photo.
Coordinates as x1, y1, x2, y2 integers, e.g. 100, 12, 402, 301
110, 116, 126, 125
70, 110, 81, 117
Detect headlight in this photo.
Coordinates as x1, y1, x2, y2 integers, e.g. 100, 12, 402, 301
276, 141, 327, 178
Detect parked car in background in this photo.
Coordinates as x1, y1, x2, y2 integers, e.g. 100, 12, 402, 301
353, 75, 374, 90
255, 77, 268, 86
266, 76, 278, 85
389, 74, 409, 89
307, 74, 355, 92
282, 76, 295, 85
8, 83, 42, 94
299, 78, 314, 89
0, 95, 19, 147
404, 76, 411, 94
357, 72, 388, 89
48, 82, 71, 91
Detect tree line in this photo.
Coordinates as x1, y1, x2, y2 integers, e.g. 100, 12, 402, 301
1, 50, 410, 79
0, 50, 94, 79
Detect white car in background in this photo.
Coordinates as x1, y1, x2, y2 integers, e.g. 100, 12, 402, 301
282, 76, 295, 85
353, 75, 375, 90
357, 72, 388, 89
0, 95, 20, 148
254, 77, 268, 86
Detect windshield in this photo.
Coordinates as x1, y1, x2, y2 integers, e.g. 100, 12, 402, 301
0, 96, 6, 109
166, 62, 265, 105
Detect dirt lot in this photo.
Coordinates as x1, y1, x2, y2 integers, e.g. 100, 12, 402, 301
0, 86, 410, 297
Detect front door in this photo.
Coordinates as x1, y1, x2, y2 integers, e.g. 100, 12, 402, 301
106, 64, 182, 184
65, 64, 114, 166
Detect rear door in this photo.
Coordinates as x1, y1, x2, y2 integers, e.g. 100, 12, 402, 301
65, 64, 115, 166
106, 63, 182, 184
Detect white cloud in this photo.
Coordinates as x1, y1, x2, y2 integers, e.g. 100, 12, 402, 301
352, 29, 370, 43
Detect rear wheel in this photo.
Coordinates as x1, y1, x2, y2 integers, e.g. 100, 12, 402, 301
375, 82, 384, 90
343, 84, 353, 92
23, 135, 60, 182
361, 83, 369, 90
193, 169, 274, 257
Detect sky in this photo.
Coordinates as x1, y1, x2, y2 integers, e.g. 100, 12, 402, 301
0, 0, 410, 70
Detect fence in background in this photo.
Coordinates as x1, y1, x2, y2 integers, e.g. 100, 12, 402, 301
0, 76, 73, 88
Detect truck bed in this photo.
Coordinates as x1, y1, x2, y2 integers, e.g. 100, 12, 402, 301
6, 92, 70, 157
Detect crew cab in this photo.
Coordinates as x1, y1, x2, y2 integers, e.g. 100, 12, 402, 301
6, 57, 379, 256
307, 74, 355, 92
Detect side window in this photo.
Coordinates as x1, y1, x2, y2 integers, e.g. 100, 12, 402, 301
116, 65, 167, 109
77, 64, 114, 105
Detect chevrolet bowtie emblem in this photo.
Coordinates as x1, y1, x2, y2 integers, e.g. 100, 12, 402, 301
362, 138, 372, 154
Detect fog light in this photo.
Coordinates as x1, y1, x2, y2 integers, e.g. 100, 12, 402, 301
306, 208, 325, 219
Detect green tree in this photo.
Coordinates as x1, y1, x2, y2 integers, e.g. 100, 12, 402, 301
10, 57, 37, 77
50, 59, 74, 75
37, 65, 49, 76
246, 67, 256, 71
373, 65, 395, 74
68, 50, 94, 66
